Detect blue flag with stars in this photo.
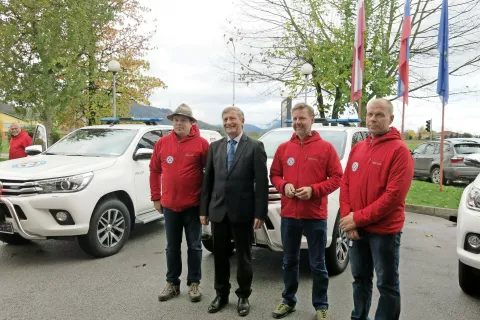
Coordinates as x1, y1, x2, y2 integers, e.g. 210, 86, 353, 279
437, 0, 449, 104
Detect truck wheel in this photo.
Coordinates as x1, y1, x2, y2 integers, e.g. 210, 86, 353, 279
326, 213, 349, 275
459, 260, 480, 295
78, 198, 131, 258
0, 233, 31, 245
202, 239, 235, 256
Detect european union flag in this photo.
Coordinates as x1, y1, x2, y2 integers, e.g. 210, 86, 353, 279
437, 0, 449, 104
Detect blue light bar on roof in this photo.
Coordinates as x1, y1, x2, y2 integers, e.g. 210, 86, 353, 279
326, 118, 361, 123
284, 119, 293, 123
100, 117, 164, 125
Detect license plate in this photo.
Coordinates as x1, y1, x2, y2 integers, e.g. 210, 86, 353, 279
0, 221, 13, 234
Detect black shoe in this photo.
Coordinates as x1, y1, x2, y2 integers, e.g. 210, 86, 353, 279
237, 298, 250, 317
208, 295, 229, 313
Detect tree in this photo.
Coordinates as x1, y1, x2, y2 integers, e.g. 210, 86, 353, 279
0, 0, 166, 139
228, 0, 480, 121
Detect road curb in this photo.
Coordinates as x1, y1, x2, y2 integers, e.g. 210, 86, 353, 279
406, 204, 457, 220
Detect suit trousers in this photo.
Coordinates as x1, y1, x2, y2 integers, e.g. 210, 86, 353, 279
211, 216, 254, 298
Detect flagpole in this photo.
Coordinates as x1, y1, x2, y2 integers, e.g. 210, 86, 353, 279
401, 100, 406, 139
439, 103, 445, 192
358, 101, 362, 127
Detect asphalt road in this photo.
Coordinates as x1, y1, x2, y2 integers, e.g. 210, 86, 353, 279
1, 212, 480, 320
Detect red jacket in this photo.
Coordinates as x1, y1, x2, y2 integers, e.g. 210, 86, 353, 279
270, 131, 343, 220
9, 130, 32, 160
340, 127, 414, 234
149, 125, 209, 212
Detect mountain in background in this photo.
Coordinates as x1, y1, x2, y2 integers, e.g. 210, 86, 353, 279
129, 101, 264, 134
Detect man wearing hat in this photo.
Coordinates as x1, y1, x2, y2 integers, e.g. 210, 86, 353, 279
150, 103, 210, 303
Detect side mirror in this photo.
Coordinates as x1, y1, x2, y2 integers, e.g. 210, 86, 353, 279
464, 154, 480, 168
25, 145, 43, 156
133, 148, 153, 161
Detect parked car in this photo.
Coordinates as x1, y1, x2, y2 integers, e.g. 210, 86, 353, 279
201, 124, 370, 275
456, 153, 480, 295
0, 120, 218, 257
411, 139, 480, 184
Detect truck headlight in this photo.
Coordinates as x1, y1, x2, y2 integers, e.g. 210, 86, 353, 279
466, 186, 480, 210
35, 172, 94, 194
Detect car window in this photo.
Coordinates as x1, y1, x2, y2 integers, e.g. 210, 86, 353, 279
352, 132, 365, 148
413, 144, 427, 154
434, 143, 450, 154
46, 129, 138, 157
137, 130, 163, 150
424, 143, 436, 155
259, 130, 347, 159
454, 143, 480, 155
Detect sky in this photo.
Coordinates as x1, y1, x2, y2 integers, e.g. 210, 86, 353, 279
139, 0, 480, 134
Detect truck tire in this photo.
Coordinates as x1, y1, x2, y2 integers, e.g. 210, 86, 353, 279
459, 260, 480, 295
202, 238, 235, 256
78, 198, 131, 258
326, 213, 350, 275
0, 233, 31, 245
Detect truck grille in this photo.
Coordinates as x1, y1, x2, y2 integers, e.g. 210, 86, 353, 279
268, 185, 281, 203
0, 179, 40, 197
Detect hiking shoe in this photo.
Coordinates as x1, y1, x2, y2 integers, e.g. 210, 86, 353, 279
315, 310, 328, 320
272, 303, 295, 318
188, 282, 202, 302
158, 282, 180, 301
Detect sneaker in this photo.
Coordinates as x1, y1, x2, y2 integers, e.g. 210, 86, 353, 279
315, 310, 328, 320
158, 282, 180, 301
188, 282, 202, 302
272, 303, 295, 319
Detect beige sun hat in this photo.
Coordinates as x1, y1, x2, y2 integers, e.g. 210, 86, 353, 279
167, 103, 197, 122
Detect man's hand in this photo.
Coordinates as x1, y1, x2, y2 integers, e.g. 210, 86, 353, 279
153, 200, 162, 214
295, 186, 313, 200
284, 183, 296, 198
254, 219, 264, 229
346, 229, 360, 240
200, 216, 209, 225
340, 212, 357, 232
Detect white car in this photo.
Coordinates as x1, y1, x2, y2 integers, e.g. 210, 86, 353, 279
202, 124, 369, 275
456, 153, 480, 295
0, 120, 222, 257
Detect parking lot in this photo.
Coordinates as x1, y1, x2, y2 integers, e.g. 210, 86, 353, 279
1, 212, 480, 320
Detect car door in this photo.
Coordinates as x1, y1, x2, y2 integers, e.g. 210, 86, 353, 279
417, 143, 437, 173
411, 143, 427, 175
132, 130, 163, 214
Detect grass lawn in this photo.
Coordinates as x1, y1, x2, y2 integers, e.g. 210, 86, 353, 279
403, 140, 422, 151
406, 179, 464, 209
1, 139, 9, 154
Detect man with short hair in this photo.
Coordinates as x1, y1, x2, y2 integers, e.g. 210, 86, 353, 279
200, 106, 269, 317
8, 122, 32, 160
270, 103, 343, 320
339, 98, 414, 320
150, 103, 210, 303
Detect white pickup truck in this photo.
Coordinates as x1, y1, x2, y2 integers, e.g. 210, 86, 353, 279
0, 119, 222, 257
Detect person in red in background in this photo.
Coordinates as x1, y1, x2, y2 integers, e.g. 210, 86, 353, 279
149, 104, 209, 304
9, 122, 32, 160
339, 98, 414, 320
270, 102, 343, 320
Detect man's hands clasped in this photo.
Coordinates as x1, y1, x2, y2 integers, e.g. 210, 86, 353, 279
284, 183, 313, 200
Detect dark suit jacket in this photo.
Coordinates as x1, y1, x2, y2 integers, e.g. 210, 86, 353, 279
200, 134, 269, 224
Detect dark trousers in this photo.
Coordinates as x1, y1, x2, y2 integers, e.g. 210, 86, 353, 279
163, 206, 202, 286
349, 232, 402, 320
211, 216, 254, 298
281, 217, 329, 311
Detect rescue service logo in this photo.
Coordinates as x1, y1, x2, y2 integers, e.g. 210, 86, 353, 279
287, 157, 295, 166
352, 162, 359, 172
12, 161, 47, 169
166, 156, 174, 164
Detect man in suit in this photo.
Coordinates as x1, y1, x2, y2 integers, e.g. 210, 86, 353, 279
200, 106, 269, 317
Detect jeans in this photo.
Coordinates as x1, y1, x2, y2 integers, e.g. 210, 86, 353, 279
281, 217, 328, 311
349, 231, 401, 320
163, 206, 202, 286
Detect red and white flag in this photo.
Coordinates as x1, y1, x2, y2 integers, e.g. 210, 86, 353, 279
351, 0, 366, 103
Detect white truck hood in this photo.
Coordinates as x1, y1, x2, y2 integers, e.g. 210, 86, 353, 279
0, 155, 117, 180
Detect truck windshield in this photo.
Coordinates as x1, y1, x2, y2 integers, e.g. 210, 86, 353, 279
46, 128, 138, 157
260, 129, 347, 159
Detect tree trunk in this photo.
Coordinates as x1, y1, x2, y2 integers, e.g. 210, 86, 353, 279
314, 82, 326, 118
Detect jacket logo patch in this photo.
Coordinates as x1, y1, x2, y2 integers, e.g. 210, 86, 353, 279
352, 162, 359, 172
166, 156, 174, 164
287, 157, 295, 166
